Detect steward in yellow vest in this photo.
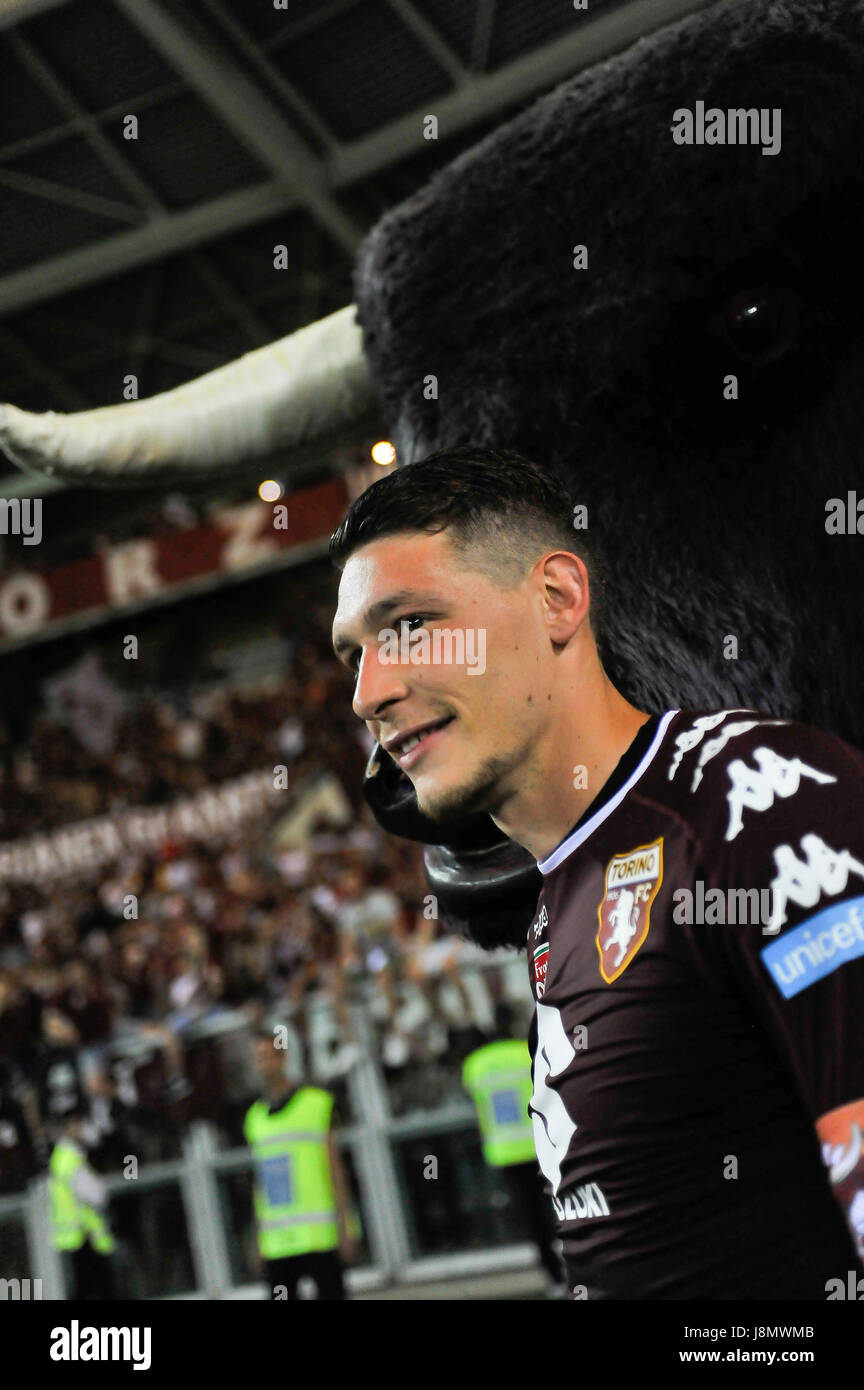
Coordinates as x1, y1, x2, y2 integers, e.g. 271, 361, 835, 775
245, 1035, 357, 1300
462, 1007, 564, 1291
49, 1114, 116, 1300
461, 1036, 536, 1166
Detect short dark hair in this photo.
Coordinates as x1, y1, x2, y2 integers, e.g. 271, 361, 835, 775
329, 445, 604, 635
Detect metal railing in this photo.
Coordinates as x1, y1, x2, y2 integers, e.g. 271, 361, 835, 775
0, 956, 542, 1298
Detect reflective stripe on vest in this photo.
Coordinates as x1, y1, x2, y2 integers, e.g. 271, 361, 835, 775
259, 1212, 336, 1230
251, 1130, 329, 1145
244, 1087, 339, 1259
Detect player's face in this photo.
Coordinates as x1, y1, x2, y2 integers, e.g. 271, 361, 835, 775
332, 531, 550, 824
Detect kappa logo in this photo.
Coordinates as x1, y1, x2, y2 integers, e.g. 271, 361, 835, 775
725, 747, 836, 842
765, 834, 864, 935
596, 838, 663, 982
667, 710, 787, 790
532, 903, 549, 941
667, 709, 754, 782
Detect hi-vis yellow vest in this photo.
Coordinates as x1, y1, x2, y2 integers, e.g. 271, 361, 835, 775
244, 1087, 339, 1260
49, 1139, 116, 1254
462, 1039, 536, 1167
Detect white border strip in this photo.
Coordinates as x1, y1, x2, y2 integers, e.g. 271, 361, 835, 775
537, 709, 680, 875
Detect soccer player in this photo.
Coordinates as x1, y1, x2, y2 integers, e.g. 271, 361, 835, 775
329, 445, 864, 1300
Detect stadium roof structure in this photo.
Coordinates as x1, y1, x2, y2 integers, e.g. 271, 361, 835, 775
0, 0, 712, 500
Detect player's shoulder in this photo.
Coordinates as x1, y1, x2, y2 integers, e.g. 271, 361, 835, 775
644, 707, 864, 853
660, 706, 864, 799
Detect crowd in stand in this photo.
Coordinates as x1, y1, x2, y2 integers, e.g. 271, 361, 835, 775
0, 626, 507, 1195
0, 632, 366, 839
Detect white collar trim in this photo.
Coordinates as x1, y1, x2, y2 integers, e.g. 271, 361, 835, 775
537, 709, 680, 875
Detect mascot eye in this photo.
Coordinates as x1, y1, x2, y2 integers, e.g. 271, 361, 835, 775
720, 283, 801, 365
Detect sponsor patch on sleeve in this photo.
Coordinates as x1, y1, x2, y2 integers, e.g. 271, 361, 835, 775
760, 894, 864, 997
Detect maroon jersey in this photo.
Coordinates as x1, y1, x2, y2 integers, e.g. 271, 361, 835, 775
526, 707, 864, 1299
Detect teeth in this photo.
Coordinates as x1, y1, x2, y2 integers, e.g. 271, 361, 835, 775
396, 718, 451, 757
397, 722, 458, 756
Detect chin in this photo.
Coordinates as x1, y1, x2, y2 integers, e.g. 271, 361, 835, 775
415, 746, 515, 824
416, 779, 488, 824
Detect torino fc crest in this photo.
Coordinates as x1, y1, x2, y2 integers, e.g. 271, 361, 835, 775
596, 838, 664, 983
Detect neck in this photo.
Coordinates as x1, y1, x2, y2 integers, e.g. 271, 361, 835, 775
268, 1082, 296, 1105
491, 672, 649, 862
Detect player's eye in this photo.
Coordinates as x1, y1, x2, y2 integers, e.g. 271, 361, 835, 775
396, 613, 427, 632
346, 616, 428, 673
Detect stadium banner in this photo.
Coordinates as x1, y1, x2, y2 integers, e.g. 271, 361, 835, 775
0, 767, 284, 884
0, 477, 349, 651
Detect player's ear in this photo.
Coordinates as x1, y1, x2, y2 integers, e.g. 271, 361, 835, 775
538, 552, 590, 641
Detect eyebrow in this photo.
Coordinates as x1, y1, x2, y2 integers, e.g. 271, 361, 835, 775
332, 590, 443, 658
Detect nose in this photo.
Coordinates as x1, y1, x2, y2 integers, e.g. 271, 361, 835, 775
352, 643, 408, 721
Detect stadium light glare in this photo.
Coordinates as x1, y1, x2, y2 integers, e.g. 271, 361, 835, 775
258, 479, 284, 502
371, 441, 396, 466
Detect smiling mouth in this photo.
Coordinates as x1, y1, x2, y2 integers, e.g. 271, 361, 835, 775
391, 716, 455, 767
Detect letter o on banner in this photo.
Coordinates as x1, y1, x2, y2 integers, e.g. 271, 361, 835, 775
0, 572, 51, 634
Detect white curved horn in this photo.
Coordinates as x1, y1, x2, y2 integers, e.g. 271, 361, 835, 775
0, 304, 375, 482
